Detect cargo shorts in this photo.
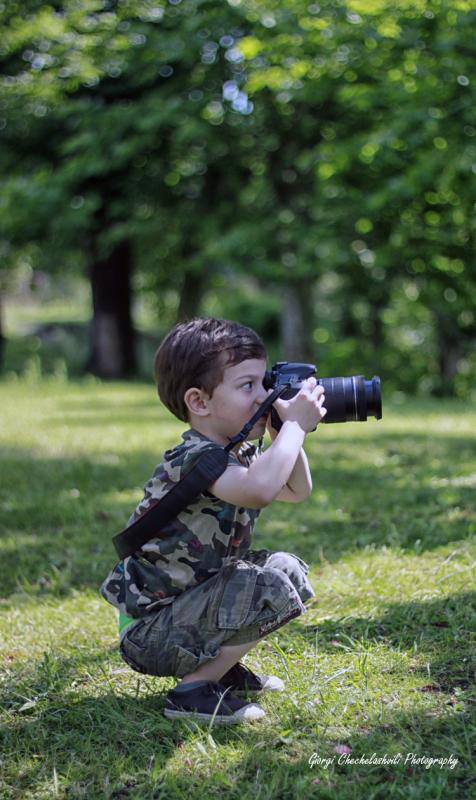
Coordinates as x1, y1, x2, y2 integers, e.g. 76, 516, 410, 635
119, 549, 315, 678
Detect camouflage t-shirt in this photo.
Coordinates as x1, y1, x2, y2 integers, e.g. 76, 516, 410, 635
100, 429, 262, 618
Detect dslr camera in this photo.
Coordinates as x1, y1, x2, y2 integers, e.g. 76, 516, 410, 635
263, 362, 382, 425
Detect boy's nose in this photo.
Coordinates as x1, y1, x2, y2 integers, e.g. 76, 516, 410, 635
255, 386, 271, 406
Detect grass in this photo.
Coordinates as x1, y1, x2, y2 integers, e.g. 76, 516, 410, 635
0, 377, 474, 799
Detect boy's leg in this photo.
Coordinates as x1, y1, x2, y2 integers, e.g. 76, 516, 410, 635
120, 558, 306, 681
178, 639, 258, 685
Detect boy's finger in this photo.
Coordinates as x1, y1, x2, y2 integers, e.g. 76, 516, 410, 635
273, 397, 287, 409
298, 377, 315, 393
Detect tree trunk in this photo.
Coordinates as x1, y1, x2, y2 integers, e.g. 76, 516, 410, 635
433, 310, 460, 396
176, 267, 208, 323
280, 279, 315, 362
0, 292, 4, 370
86, 239, 136, 378
435, 340, 460, 397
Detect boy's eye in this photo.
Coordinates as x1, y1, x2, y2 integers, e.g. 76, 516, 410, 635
242, 381, 253, 390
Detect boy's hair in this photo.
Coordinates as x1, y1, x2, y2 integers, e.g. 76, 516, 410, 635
154, 317, 267, 422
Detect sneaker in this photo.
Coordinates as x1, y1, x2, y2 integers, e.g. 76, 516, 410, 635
219, 662, 285, 696
164, 681, 266, 725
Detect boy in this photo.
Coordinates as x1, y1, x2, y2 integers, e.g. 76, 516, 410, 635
101, 317, 326, 724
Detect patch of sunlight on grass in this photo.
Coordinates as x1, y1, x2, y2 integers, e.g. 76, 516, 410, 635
308, 543, 474, 612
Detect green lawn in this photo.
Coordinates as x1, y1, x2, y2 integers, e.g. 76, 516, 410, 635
0, 378, 474, 799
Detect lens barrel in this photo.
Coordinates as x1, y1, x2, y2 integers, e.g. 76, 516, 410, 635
318, 375, 382, 423
263, 363, 382, 425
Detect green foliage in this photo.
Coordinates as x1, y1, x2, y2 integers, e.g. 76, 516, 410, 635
0, 0, 474, 394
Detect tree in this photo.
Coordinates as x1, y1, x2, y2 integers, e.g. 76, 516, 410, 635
230, 0, 476, 390
1, 0, 474, 393
0, 0, 255, 374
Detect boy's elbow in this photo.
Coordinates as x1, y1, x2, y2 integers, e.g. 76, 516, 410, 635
289, 481, 313, 503
290, 487, 312, 503
253, 488, 274, 509
252, 480, 277, 509
255, 480, 312, 507
242, 475, 313, 508
238, 493, 270, 510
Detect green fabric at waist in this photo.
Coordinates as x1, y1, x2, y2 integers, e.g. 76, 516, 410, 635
119, 598, 174, 636
119, 611, 135, 635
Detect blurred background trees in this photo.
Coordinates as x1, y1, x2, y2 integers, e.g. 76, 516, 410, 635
0, 0, 474, 396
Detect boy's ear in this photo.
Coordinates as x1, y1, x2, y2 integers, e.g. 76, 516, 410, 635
183, 387, 210, 417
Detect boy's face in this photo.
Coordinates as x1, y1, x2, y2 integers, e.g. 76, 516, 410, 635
192, 358, 269, 444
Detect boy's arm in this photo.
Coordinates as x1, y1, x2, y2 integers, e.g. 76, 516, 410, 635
209, 420, 307, 509
209, 379, 325, 509
267, 424, 312, 503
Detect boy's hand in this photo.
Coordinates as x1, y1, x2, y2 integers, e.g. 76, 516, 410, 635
271, 377, 326, 433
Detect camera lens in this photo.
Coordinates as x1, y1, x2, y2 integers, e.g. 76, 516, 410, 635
366, 376, 382, 420
317, 375, 382, 423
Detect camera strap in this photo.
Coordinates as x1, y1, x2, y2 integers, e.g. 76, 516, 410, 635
224, 385, 287, 449
111, 384, 288, 560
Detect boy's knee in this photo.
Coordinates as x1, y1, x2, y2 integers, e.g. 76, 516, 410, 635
250, 565, 306, 636
254, 565, 304, 616
216, 561, 303, 632
265, 551, 305, 578
262, 551, 315, 603
257, 564, 297, 593
228, 561, 299, 605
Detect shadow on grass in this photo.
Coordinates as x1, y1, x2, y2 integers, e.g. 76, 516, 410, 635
1, 595, 472, 800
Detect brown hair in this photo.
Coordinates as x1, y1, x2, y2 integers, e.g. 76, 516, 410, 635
154, 317, 267, 422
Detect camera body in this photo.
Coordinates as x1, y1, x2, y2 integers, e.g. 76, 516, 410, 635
263, 362, 382, 424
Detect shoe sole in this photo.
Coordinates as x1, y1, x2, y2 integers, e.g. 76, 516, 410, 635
231, 686, 284, 696
164, 708, 266, 724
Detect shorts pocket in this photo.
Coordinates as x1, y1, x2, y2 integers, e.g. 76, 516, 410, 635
217, 564, 257, 629
172, 645, 199, 678
120, 620, 150, 673
124, 618, 148, 646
